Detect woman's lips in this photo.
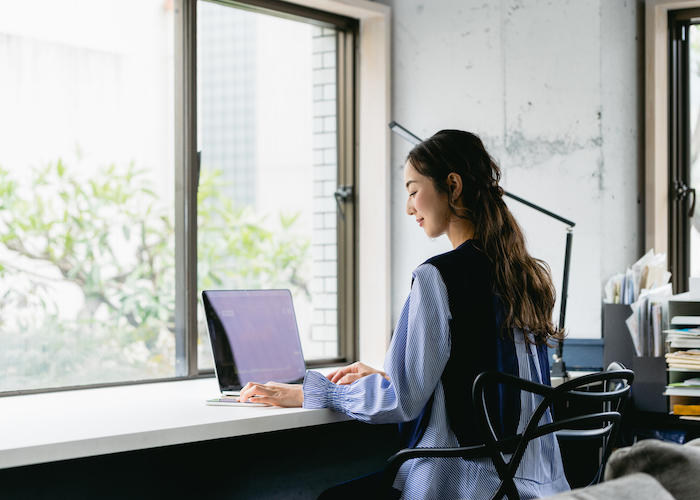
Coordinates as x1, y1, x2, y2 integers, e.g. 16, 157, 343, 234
417, 218, 424, 227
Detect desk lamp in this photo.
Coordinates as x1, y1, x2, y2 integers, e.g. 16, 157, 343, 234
389, 122, 575, 378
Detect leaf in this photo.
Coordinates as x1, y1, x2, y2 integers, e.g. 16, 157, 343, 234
57, 159, 65, 178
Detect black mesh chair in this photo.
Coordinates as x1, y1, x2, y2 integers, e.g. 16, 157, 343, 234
376, 367, 634, 500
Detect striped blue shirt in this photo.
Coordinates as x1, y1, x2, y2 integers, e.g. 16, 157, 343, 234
304, 264, 570, 499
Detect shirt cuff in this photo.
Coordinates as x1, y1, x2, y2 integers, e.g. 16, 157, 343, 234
302, 370, 350, 411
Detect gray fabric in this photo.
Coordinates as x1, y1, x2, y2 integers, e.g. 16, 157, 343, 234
683, 437, 700, 448
604, 438, 700, 500
542, 473, 674, 500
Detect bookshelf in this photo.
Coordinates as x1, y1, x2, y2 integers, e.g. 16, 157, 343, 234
664, 297, 700, 418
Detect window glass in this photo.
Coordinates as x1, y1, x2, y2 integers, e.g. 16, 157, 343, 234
197, 2, 340, 368
0, 0, 175, 391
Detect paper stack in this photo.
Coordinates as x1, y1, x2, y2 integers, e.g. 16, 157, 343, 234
665, 348, 700, 369
666, 375, 700, 398
666, 328, 700, 350
664, 303, 700, 417
604, 249, 671, 305
603, 249, 673, 356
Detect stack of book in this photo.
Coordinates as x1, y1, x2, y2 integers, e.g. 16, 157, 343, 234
663, 299, 700, 418
666, 327, 700, 349
666, 350, 700, 370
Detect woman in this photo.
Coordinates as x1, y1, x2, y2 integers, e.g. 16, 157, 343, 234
239, 130, 571, 499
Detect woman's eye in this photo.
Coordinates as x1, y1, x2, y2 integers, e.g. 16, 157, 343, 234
409, 191, 417, 197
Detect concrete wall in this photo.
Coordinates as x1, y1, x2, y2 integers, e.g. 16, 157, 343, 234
376, 0, 645, 340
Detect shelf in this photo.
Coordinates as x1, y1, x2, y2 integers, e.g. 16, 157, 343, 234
665, 387, 700, 397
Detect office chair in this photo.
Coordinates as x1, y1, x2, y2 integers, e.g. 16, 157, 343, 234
376, 367, 634, 500
555, 361, 634, 487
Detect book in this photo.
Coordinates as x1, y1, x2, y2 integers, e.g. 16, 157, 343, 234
665, 328, 700, 337
671, 316, 700, 327
665, 353, 700, 369
673, 404, 700, 415
668, 377, 700, 387
668, 339, 700, 349
667, 363, 700, 370
666, 350, 700, 356
665, 386, 700, 397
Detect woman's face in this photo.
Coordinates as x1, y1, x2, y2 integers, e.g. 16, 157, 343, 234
404, 160, 451, 239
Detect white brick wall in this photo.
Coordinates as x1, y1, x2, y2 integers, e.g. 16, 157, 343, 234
310, 26, 338, 358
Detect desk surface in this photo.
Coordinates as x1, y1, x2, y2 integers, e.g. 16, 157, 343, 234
0, 377, 351, 470
1, 371, 590, 471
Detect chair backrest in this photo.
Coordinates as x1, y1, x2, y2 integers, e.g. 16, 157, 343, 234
555, 361, 634, 487
472, 367, 634, 500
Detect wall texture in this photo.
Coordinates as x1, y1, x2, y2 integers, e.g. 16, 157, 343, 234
377, 0, 645, 340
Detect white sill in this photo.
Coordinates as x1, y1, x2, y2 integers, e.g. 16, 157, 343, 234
0, 375, 350, 470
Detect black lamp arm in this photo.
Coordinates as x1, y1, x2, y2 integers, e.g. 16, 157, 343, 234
551, 229, 573, 378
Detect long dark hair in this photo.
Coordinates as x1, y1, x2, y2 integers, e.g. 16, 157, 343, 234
407, 129, 562, 346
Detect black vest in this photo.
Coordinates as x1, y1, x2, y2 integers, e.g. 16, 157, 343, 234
399, 240, 549, 449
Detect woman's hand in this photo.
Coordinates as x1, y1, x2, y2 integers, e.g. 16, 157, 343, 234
327, 362, 390, 385
238, 381, 304, 407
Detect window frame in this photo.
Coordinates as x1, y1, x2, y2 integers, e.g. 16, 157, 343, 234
0, 0, 390, 397
186, 0, 359, 371
646, 0, 700, 294
668, 8, 700, 293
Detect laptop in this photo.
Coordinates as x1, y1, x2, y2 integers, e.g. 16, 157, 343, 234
202, 289, 307, 398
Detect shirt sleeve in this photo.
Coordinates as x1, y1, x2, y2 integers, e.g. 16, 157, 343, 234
302, 264, 452, 424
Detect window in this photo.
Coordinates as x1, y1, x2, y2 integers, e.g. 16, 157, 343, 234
669, 9, 700, 293
0, 0, 391, 396
0, 0, 176, 391
195, 0, 358, 367
645, 1, 700, 294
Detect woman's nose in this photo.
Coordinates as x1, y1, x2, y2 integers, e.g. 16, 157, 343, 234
406, 198, 414, 216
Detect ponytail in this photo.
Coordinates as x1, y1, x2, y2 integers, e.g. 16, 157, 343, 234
407, 130, 562, 346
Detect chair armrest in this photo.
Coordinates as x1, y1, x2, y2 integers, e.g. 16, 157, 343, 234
556, 427, 614, 441
377, 445, 488, 497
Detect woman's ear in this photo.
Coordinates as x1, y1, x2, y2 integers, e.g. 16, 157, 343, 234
446, 172, 463, 202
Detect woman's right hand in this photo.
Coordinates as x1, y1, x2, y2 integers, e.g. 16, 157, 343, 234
327, 362, 390, 385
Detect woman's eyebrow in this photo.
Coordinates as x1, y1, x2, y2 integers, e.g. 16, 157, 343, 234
405, 179, 416, 190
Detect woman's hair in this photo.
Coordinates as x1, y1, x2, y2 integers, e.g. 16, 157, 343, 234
407, 129, 563, 346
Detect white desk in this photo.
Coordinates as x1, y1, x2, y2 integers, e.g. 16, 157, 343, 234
0, 377, 351, 470
1, 371, 599, 471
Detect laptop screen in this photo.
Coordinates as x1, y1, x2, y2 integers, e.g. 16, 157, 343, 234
202, 290, 306, 391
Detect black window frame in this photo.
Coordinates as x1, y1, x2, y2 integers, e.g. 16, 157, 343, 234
181, 0, 359, 376
668, 8, 700, 294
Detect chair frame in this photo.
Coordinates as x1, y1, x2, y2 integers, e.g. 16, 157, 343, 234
377, 368, 634, 500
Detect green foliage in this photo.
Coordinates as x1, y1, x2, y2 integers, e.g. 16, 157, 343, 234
0, 160, 309, 391
197, 169, 310, 293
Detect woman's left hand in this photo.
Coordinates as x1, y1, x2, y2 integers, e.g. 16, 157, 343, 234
238, 381, 304, 407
